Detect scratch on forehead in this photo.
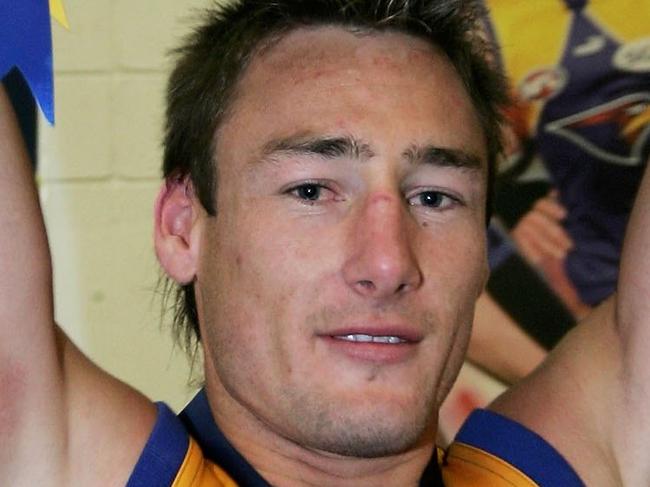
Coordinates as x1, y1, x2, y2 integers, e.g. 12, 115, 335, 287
259, 133, 375, 163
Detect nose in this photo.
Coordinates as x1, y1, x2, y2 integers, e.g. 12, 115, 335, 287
342, 193, 423, 299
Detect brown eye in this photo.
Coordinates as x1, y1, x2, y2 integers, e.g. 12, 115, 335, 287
407, 190, 460, 210
295, 184, 321, 201
418, 191, 444, 207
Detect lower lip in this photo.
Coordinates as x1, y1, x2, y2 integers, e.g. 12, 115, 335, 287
321, 336, 417, 364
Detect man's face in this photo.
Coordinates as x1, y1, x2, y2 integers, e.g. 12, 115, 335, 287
194, 27, 488, 457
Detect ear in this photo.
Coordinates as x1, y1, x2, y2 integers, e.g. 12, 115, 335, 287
154, 176, 202, 284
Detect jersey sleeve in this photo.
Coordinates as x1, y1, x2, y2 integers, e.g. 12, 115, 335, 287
126, 402, 238, 487
441, 409, 584, 487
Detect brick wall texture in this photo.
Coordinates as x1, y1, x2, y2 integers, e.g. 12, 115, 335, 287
39, 0, 215, 410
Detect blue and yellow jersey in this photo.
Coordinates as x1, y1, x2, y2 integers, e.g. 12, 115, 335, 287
484, 0, 650, 305
126, 392, 584, 487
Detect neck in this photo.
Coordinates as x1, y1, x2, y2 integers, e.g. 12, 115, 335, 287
203, 373, 437, 487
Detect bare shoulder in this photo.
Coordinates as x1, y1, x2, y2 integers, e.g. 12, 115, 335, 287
61, 332, 157, 487
2, 326, 156, 487
489, 299, 624, 486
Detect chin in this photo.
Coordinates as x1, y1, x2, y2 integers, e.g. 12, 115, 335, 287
286, 388, 437, 458
308, 412, 433, 458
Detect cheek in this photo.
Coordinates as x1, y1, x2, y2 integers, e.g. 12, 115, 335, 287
427, 223, 487, 291
425, 228, 485, 399
420, 223, 487, 340
200, 217, 319, 346
198, 240, 289, 398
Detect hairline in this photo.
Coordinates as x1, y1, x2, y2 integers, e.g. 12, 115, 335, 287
210, 23, 491, 190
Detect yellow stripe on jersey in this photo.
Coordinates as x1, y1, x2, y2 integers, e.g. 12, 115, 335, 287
168, 439, 544, 486
172, 437, 239, 487
442, 441, 539, 486
168, 437, 550, 486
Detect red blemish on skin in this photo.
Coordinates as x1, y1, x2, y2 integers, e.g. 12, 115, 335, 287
453, 388, 483, 416
368, 193, 395, 205
372, 55, 394, 68
406, 49, 432, 64
309, 69, 328, 79
294, 68, 328, 84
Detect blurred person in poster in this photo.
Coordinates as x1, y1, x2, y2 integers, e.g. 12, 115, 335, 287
487, 0, 650, 315
441, 0, 650, 439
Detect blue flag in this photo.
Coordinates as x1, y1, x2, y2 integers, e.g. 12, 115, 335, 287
0, 0, 55, 123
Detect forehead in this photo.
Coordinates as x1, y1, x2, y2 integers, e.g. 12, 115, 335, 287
218, 26, 486, 167
253, 26, 438, 80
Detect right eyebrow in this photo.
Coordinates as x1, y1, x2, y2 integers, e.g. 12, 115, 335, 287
259, 134, 375, 163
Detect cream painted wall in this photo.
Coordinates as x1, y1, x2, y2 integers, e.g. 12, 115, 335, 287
38, 0, 217, 410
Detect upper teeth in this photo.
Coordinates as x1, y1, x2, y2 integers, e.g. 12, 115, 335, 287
335, 334, 405, 344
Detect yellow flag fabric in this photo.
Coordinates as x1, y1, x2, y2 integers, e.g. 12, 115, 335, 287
49, 0, 69, 29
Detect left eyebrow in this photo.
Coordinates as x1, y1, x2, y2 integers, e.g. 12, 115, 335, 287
402, 145, 484, 172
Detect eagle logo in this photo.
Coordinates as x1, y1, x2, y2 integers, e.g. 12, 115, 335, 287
545, 93, 650, 167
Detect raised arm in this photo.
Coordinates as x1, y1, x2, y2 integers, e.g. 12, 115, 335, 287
612, 158, 650, 485
490, 162, 650, 486
0, 85, 65, 485
468, 292, 546, 384
0, 86, 154, 486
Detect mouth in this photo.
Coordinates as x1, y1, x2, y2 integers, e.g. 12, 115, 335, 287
320, 327, 421, 364
333, 334, 408, 344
